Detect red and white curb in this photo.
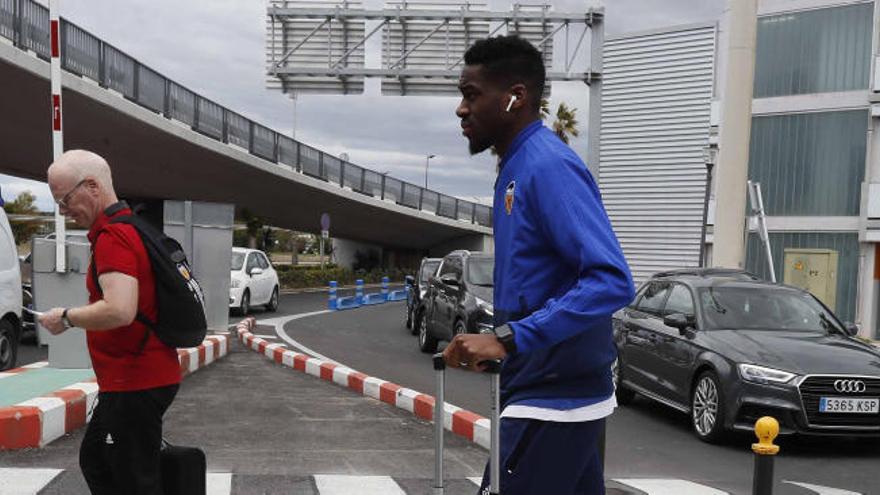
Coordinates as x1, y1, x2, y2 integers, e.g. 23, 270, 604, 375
0, 335, 228, 451
235, 317, 491, 449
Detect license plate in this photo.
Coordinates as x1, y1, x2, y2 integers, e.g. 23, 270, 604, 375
819, 397, 879, 414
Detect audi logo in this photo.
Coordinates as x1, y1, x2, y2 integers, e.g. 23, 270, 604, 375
833, 379, 867, 394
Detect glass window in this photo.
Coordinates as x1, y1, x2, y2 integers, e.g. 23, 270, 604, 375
467, 257, 494, 286
231, 252, 245, 271
420, 260, 441, 284
664, 284, 695, 316
439, 256, 462, 280
636, 282, 671, 315
749, 110, 866, 216
754, 3, 872, 97
246, 253, 259, 272
698, 286, 844, 333
257, 253, 270, 269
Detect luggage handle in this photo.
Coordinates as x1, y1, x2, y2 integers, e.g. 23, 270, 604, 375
432, 356, 502, 495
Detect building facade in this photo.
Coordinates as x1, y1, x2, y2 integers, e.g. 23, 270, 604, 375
600, 0, 880, 338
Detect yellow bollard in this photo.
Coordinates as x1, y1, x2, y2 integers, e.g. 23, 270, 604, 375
752, 416, 780, 495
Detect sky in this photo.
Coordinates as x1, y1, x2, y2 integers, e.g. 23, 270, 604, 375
1, 0, 724, 213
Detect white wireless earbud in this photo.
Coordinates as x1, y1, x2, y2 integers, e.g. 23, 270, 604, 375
506, 95, 517, 112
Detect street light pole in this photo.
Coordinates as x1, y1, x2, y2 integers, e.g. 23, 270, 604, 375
424, 154, 436, 189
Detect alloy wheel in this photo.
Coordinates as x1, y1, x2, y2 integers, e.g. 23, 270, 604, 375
693, 376, 719, 436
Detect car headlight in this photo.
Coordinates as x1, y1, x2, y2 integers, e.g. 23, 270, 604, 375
230, 279, 241, 289
738, 364, 797, 385
475, 296, 494, 316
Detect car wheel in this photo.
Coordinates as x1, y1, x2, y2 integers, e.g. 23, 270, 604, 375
239, 290, 251, 316
691, 370, 727, 443
265, 287, 279, 312
612, 358, 636, 405
418, 311, 438, 353
454, 319, 467, 337
0, 320, 18, 371
405, 305, 413, 330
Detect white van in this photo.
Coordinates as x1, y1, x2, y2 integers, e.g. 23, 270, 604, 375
0, 205, 22, 370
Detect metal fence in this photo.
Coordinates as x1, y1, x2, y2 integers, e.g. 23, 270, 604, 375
0, 0, 492, 229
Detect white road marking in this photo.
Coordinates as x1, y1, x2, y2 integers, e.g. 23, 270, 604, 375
0, 468, 63, 495
258, 311, 340, 364
206, 472, 232, 495
783, 481, 862, 495
313, 475, 406, 494
251, 334, 277, 339
468, 476, 484, 486
613, 479, 729, 495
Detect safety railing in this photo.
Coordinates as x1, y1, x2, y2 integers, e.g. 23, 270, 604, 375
0, 0, 492, 229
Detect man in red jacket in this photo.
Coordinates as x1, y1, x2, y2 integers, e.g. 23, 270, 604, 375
39, 149, 181, 495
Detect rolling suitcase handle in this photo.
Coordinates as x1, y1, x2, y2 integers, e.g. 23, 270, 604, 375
482, 359, 502, 495
432, 353, 446, 495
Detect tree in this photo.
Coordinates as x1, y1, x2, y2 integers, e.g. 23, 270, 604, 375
551, 102, 579, 145
238, 209, 263, 249
3, 191, 43, 245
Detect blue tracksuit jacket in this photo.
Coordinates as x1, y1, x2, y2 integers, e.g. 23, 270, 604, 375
494, 120, 635, 412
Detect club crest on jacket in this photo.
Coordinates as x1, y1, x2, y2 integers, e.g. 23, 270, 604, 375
505, 180, 516, 215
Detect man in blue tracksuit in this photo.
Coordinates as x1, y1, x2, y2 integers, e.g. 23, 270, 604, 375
443, 35, 635, 494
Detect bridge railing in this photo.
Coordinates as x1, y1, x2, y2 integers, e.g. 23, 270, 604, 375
0, 0, 493, 229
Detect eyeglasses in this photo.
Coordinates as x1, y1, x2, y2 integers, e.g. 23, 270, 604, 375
56, 179, 88, 210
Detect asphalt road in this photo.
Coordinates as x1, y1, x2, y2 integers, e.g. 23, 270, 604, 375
274, 294, 880, 495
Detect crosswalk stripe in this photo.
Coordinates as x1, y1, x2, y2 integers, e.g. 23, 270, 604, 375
783, 481, 863, 495
313, 475, 406, 494
206, 472, 232, 495
613, 478, 729, 495
0, 468, 62, 495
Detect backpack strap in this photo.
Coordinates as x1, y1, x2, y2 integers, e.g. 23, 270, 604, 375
91, 216, 155, 353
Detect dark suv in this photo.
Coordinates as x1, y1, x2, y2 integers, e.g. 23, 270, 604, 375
404, 257, 441, 334
613, 268, 880, 442
417, 251, 494, 353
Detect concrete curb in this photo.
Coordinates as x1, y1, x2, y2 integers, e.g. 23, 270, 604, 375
280, 282, 403, 296
235, 318, 490, 449
0, 335, 229, 451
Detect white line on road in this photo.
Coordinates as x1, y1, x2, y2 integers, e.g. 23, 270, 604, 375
0, 467, 62, 495
613, 479, 729, 495
468, 476, 483, 486
258, 310, 340, 364
313, 475, 406, 494
206, 472, 232, 495
251, 334, 277, 340
783, 481, 863, 495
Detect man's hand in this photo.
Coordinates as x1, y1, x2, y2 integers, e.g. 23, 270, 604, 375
443, 334, 506, 372
39, 308, 68, 335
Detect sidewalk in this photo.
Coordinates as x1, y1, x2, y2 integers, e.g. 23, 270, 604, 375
0, 335, 228, 450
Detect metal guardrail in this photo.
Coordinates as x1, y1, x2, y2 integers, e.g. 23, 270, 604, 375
0, 0, 493, 228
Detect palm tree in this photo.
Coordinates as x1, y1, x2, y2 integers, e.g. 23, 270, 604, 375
552, 102, 579, 145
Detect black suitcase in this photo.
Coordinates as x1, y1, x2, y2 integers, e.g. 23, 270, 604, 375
161, 440, 207, 495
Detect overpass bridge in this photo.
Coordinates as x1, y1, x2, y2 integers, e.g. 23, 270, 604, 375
0, 0, 492, 253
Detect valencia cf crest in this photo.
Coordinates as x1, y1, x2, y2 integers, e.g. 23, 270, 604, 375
504, 180, 515, 215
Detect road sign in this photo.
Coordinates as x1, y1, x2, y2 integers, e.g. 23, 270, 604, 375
321, 230, 329, 239
320, 213, 331, 231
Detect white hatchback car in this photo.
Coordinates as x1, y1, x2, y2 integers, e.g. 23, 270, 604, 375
230, 248, 279, 315
0, 206, 22, 370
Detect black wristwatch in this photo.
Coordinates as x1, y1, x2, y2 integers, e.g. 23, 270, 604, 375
493, 324, 517, 355
61, 308, 73, 329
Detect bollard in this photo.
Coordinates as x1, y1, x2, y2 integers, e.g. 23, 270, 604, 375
381, 276, 390, 301
432, 353, 446, 495
328, 281, 338, 310
355, 279, 364, 304
752, 416, 780, 495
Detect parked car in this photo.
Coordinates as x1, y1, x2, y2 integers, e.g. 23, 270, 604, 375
418, 251, 494, 353
230, 248, 279, 315
405, 257, 441, 334
0, 207, 22, 370
613, 268, 880, 442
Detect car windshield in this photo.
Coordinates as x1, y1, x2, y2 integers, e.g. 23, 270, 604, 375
467, 257, 494, 286
698, 286, 844, 333
231, 252, 245, 271
420, 261, 440, 284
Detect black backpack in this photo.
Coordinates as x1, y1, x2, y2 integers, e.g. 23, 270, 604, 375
91, 213, 207, 349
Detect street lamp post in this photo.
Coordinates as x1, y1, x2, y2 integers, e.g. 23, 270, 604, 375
424, 154, 436, 189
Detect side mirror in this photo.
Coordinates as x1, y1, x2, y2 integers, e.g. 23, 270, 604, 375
249, 267, 263, 276
664, 313, 690, 334
439, 274, 460, 286
405, 275, 415, 287
844, 322, 860, 337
